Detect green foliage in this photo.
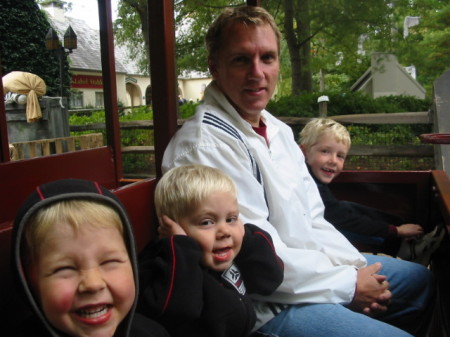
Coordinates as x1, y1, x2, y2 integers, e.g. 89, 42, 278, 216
345, 155, 434, 170
0, 0, 68, 96
120, 105, 153, 120
38, 0, 70, 8
179, 102, 200, 119
69, 110, 105, 125
268, 91, 431, 117
119, 106, 153, 173
174, 0, 244, 75
114, 0, 148, 74
268, 91, 432, 150
389, 0, 450, 95
122, 153, 155, 176
69, 106, 154, 175
112, 0, 447, 97
348, 124, 428, 146
267, 93, 317, 117
267, 90, 433, 170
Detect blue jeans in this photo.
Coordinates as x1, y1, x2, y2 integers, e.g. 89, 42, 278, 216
257, 254, 434, 337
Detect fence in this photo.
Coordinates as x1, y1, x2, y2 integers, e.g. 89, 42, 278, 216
9, 133, 104, 160
65, 110, 435, 177
9, 107, 434, 174
279, 112, 434, 170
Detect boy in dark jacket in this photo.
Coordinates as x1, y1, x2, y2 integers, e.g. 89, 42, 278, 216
138, 164, 284, 337
12, 178, 169, 337
299, 118, 443, 264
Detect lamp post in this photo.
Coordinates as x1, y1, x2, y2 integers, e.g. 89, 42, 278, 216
45, 26, 77, 98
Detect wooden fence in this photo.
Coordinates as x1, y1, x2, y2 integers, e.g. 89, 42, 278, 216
9, 110, 434, 171
68, 110, 434, 159
9, 133, 103, 160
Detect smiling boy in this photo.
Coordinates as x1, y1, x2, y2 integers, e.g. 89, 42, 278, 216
12, 179, 169, 337
137, 164, 284, 337
299, 118, 444, 262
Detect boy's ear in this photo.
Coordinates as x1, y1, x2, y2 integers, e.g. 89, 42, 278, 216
299, 144, 307, 155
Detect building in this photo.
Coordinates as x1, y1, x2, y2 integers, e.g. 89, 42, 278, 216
42, 3, 211, 109
351, 53, 426, 99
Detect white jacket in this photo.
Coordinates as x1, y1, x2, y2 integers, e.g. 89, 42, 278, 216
162, 82, 367, 327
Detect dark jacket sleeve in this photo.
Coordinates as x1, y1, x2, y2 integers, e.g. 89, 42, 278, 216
138, 236, 205, 318
233, 223, 284, 295
129, 313, 170, 337
318, 182, 403, 238
138, 236, 258, 337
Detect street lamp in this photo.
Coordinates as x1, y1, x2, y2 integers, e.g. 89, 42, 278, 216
45, 25, 77, 98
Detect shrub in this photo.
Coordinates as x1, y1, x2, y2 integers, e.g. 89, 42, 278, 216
179, 101, 200, 119
70, 106, 154, 176
267, 91, 431, 117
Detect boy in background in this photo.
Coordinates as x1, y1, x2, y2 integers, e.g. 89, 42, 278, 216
137, 164, 284, 337
12, 178, 169, 337
299, 117, 443, 264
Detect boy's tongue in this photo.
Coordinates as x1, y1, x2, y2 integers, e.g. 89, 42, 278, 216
213, 247, 232, 261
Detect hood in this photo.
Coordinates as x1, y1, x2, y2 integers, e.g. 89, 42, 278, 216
12, 179, 139, 337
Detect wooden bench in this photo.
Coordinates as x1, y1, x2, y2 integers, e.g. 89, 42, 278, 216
330, 170, 434, 232
1, 168, 449, 334
330, 170, 450, 336
329, 170, 447, 253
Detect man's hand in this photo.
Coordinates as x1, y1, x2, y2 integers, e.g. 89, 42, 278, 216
350, 262, 392, 316
157, 215, 186, 238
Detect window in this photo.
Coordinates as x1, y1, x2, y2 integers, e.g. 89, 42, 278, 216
95, 92, 104, 108
70, 91, 84, 108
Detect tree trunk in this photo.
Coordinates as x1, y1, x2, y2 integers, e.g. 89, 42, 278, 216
283, 0, 313, 95
132, 2, 150, 66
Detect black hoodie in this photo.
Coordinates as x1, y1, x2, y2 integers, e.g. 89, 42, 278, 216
12, 179, 169, 337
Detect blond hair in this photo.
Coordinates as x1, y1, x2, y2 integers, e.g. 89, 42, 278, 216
24, 200, 123, 262
155, 165, 237, 222
299, 118, 351, 150
205, 5, 281, 63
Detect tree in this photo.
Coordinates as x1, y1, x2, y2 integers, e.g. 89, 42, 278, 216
114, 0, 240, 76
0, 0, 68, 96
114, 0, 149, 74
389, 0, 450, 94
115, 0, 397, 94
114, 0, 448, 96
282, 0, 312, 95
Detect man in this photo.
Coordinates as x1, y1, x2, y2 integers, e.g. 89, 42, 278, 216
162, 5, 434, 337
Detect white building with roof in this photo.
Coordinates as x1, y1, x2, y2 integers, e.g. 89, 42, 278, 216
42, 3, 210, 109
351, 53, 426, 99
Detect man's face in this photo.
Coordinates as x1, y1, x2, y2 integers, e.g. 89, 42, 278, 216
209, 22, 279, 126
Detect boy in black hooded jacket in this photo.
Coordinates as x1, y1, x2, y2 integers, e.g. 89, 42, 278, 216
12, 178, 169, 337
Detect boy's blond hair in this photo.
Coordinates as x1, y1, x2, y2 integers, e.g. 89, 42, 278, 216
24, 200, 123, 263
155, 165, 237, 222
299, 118, 351, 150
205, 5, 281, 63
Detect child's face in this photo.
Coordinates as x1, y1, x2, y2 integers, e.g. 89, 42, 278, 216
30, 222, 135, 337
178, 191, 245, 272
303, 132, 349, 184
